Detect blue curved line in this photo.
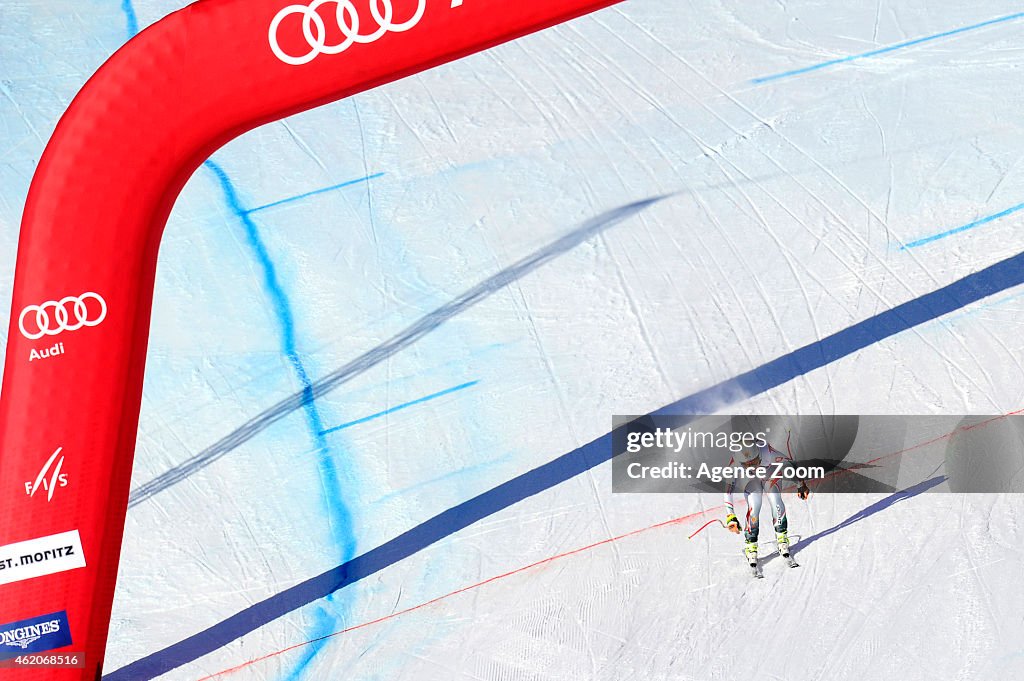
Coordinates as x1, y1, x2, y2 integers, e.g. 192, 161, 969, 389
119, 2, 359, 668
204, 160, 355, 678
105, 246, 1024, 681
121, 4, 354, 673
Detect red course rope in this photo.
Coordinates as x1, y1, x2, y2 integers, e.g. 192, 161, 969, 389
203, 410, 1017, 677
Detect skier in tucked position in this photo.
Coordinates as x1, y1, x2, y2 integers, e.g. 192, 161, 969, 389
724, 443, 810, 575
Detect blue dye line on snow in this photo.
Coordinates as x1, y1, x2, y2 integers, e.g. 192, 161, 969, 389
751, 11, 1024, 84
321, 381, 479, 435
120, 0, 138, 37
206, 160, 356, 678
903, 199, 1024, 249
120, 5, 359, 675
105, 245, 1024, 681
246, 172, 385, 214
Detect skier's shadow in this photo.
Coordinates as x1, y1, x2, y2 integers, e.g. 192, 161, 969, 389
761, 475, 947, 566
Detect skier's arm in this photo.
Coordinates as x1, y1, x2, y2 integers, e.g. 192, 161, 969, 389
724, 477, 740, 533
770, 448, 811, 500
781, 452, 811, 499
796, 480, 810, 500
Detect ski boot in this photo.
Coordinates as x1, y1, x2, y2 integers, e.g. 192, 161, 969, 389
776, 531, 799, 568
776, 530, 790, 556
744, 540, 763, 578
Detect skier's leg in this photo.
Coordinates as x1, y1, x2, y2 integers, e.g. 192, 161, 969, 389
743, 489, 762, 543
742, 488, 762, 566
767, 485, 795, 562
767, 485, 787, 534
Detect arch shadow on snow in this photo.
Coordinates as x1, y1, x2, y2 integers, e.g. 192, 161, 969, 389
128, 195, 667, 507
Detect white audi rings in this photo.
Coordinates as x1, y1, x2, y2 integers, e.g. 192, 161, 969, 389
19, 292, 107, 340
269, 0, 428, 66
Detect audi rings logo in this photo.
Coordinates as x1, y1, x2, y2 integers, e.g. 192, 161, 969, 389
269, 0, 428, 66
19, 293, 107, 340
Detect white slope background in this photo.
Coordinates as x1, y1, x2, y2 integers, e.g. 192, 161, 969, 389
2, 0, 1024, 679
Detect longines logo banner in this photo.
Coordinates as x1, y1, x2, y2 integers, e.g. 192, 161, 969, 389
0, 610, 72, 660
610, 414, 1024, 493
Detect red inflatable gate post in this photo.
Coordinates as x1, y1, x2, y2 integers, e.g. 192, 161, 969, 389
0, 0, 622, 677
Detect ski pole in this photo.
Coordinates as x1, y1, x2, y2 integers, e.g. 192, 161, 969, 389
688, 518, 726, 540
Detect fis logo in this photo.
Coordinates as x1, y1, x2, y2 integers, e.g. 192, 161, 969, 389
25, 447, 68, 501
0, 610, 72, 660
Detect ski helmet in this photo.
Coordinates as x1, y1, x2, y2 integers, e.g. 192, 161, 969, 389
737, 444, 766, 465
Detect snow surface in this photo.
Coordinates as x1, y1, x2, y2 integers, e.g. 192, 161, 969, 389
3, 0, 1024, 679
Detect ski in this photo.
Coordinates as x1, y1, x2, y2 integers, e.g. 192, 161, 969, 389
740, 539, 798, 575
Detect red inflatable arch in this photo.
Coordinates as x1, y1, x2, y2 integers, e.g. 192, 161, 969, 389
0, 0, 620, 675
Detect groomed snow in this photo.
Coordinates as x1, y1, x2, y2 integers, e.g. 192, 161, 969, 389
2, 0, 1024, 678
